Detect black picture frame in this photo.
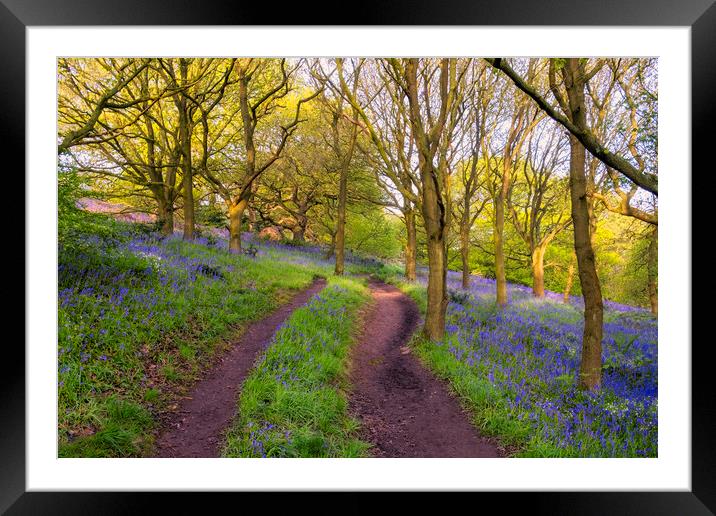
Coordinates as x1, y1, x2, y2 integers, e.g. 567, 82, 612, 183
6, 0, 713, 513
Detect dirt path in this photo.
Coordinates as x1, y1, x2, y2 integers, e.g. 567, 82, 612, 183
152, 277, 327, 458
348, 280, 502, 458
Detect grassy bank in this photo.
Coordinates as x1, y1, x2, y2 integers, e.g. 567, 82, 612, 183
222, 277, 371, 457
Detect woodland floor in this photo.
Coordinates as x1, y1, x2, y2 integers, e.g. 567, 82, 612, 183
348, 279, 503, 458
152, 277, 327, 458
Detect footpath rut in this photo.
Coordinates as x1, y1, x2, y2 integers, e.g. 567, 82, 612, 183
349, 280, 502, 458
153, 277, 326, 458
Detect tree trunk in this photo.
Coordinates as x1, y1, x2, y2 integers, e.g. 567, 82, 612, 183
588, 202, 598, 270
143, 84, 173, 237
292, 220, 306, 244
562, 58, 604, 392
404, 207, 417, 281
531, 245, 546, 298
563, 254, 576, 303
647, 226, 658, 316
228, 199, 247, 253
334, 166, 348, 275
181, 152, 194, 240
424, 228, 447, 340
570, 134, 604, 391
157, 196, 174, 236
494, 194, 508, 307
460, 218, 470, 289
331, 63, 356, 275
421, 166, 448, 341
404, 57, 452, 341
235, 66, 255, 253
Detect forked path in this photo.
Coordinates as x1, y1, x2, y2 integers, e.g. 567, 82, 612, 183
153, 277, 327, 458
349, 280, 502, 457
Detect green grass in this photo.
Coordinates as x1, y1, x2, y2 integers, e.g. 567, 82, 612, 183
58, 397, 153, 457
222, 277, 372, 458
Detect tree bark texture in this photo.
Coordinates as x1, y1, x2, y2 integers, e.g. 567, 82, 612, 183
420, 159, 448, 341
157, 196, 174, 236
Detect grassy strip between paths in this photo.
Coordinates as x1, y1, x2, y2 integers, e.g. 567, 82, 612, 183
222, 276, 371, 458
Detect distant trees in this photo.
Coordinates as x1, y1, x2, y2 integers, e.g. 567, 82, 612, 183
591, 59, 658, 226
486, 58, 658, 195
337, 57, 466, 339
254, 153, 326, 243
58, 57, 234, 238
451, 62, 494, 290
201, 59, 322, 252
485, 82, 540, 308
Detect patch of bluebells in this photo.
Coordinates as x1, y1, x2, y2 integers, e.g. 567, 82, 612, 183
58, 226, 242, 407
244, 421, 294, 458
246, 421, 273, 457
430, 270, 657, 457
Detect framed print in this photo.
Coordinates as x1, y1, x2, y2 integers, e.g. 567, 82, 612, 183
5, 0, 714, 513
